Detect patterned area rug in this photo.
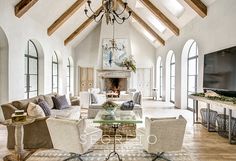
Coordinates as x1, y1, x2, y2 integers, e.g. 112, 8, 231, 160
28, 137, 192, 161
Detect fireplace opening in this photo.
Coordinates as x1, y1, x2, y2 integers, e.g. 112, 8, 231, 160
104, 78, 127, 95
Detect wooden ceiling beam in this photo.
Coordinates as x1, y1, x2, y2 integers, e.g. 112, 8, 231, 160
48, 0, 86, 36
139, 0, 179, 36
184, 0, 207, 18
117, 0, 165, 46
64, 6, 103, 46
15, 0, 38, 18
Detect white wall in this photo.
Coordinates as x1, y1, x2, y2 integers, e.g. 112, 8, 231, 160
74, 20, 156, 95
0, 0, 73, 102
156, 0, 236, 109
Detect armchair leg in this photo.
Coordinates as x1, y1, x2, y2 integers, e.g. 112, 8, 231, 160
150, 152, 172, 161
64, 153, 83, 161
63, 151, 93, 161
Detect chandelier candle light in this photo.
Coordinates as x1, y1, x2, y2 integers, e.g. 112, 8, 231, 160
84, 0, 132, 25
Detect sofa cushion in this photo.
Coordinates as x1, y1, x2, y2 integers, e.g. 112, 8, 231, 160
43, 94, 55, 109
27, 102, 45, 118
12, 95, 44, 111
52, 95, 70, 110
38, 99, 51, 116
50, 106, 81, 120
12, 100, 30, 111
94, 94, 106, 105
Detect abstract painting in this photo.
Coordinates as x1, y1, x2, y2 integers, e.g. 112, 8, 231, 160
102, 39, 128, 70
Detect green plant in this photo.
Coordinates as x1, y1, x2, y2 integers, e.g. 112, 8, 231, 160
192, 93, 236, 104
122, 55, 136, 73
192, 93, 205, 97
102, 101, 118, 111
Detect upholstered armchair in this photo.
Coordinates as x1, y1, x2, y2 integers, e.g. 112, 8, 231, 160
46, 117, 102, 161
138, 115, 187, 161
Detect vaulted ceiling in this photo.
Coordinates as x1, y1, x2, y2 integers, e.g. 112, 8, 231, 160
11, 0, 216, 48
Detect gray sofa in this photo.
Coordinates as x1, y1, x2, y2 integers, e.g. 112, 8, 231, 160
1, 93, 80, 149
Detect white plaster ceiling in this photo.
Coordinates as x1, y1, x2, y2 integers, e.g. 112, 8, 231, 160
10, 0, 217, 48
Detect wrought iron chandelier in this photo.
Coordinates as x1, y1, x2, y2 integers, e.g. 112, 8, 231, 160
109, 22, 119, 51
84, 0, 132, 25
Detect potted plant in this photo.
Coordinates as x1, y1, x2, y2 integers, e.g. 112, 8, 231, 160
102, 101, 118, 115
122, 55, 136, 73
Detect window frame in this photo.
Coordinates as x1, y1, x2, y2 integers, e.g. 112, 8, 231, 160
25, 40, 39, 99
160, 62, 163, 98
187, 41, 198, 110
170, 53, 175, 103
52, 52, 59, 93
67, 58, 71, 93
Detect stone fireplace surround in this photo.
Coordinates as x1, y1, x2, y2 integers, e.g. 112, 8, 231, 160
97, 70, 131, 92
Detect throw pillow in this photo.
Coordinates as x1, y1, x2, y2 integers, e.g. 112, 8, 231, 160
52, 95, 70, 110
43, 94, 55, 109
38, 99, 51, 116
90, 93, 98, 104
27, 102, 45, 117
121, 100, 134, 110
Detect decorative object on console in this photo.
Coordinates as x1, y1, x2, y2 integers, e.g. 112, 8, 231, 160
102, 101, 118, 115
205, 90, 221, 97
102, 38, 129, 70
122, 55, 136, 72
84, 0, 132, 25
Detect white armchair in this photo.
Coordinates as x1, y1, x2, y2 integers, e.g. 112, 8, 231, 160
46, 117, 102, 161
138, 115, 187, 161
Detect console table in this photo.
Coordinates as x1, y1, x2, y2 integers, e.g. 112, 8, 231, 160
189, 95, 236, 144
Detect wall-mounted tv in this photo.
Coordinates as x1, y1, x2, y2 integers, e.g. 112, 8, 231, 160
203, 46, 236, 96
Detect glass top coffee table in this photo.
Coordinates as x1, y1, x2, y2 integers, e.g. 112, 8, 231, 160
93, 110, 142, 161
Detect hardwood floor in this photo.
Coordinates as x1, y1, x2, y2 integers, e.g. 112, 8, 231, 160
1, 99, 236, 161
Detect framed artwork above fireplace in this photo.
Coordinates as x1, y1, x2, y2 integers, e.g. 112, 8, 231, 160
102, 38, 129, 70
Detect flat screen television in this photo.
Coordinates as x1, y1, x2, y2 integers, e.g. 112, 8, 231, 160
203, 46, 236, 97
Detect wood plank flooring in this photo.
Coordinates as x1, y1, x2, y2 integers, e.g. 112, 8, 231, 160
1, 99, 236, 161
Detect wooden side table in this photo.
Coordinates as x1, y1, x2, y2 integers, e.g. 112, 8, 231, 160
0, 117, 35, 161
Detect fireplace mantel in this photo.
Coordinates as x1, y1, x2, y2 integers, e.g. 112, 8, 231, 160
97, 70, 131, 78
96, 70, 131, 91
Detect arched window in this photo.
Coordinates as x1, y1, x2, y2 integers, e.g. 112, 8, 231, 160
170, 53, 175, 103
52, 52, 59, 93
187, 41, 198, 109
25, 40, 38, 98
160, 61, 163, 98
67, 58, 71, 93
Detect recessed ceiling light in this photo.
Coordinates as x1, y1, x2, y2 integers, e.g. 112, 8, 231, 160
159, 0, 185, 18
148, 15, 166, 33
